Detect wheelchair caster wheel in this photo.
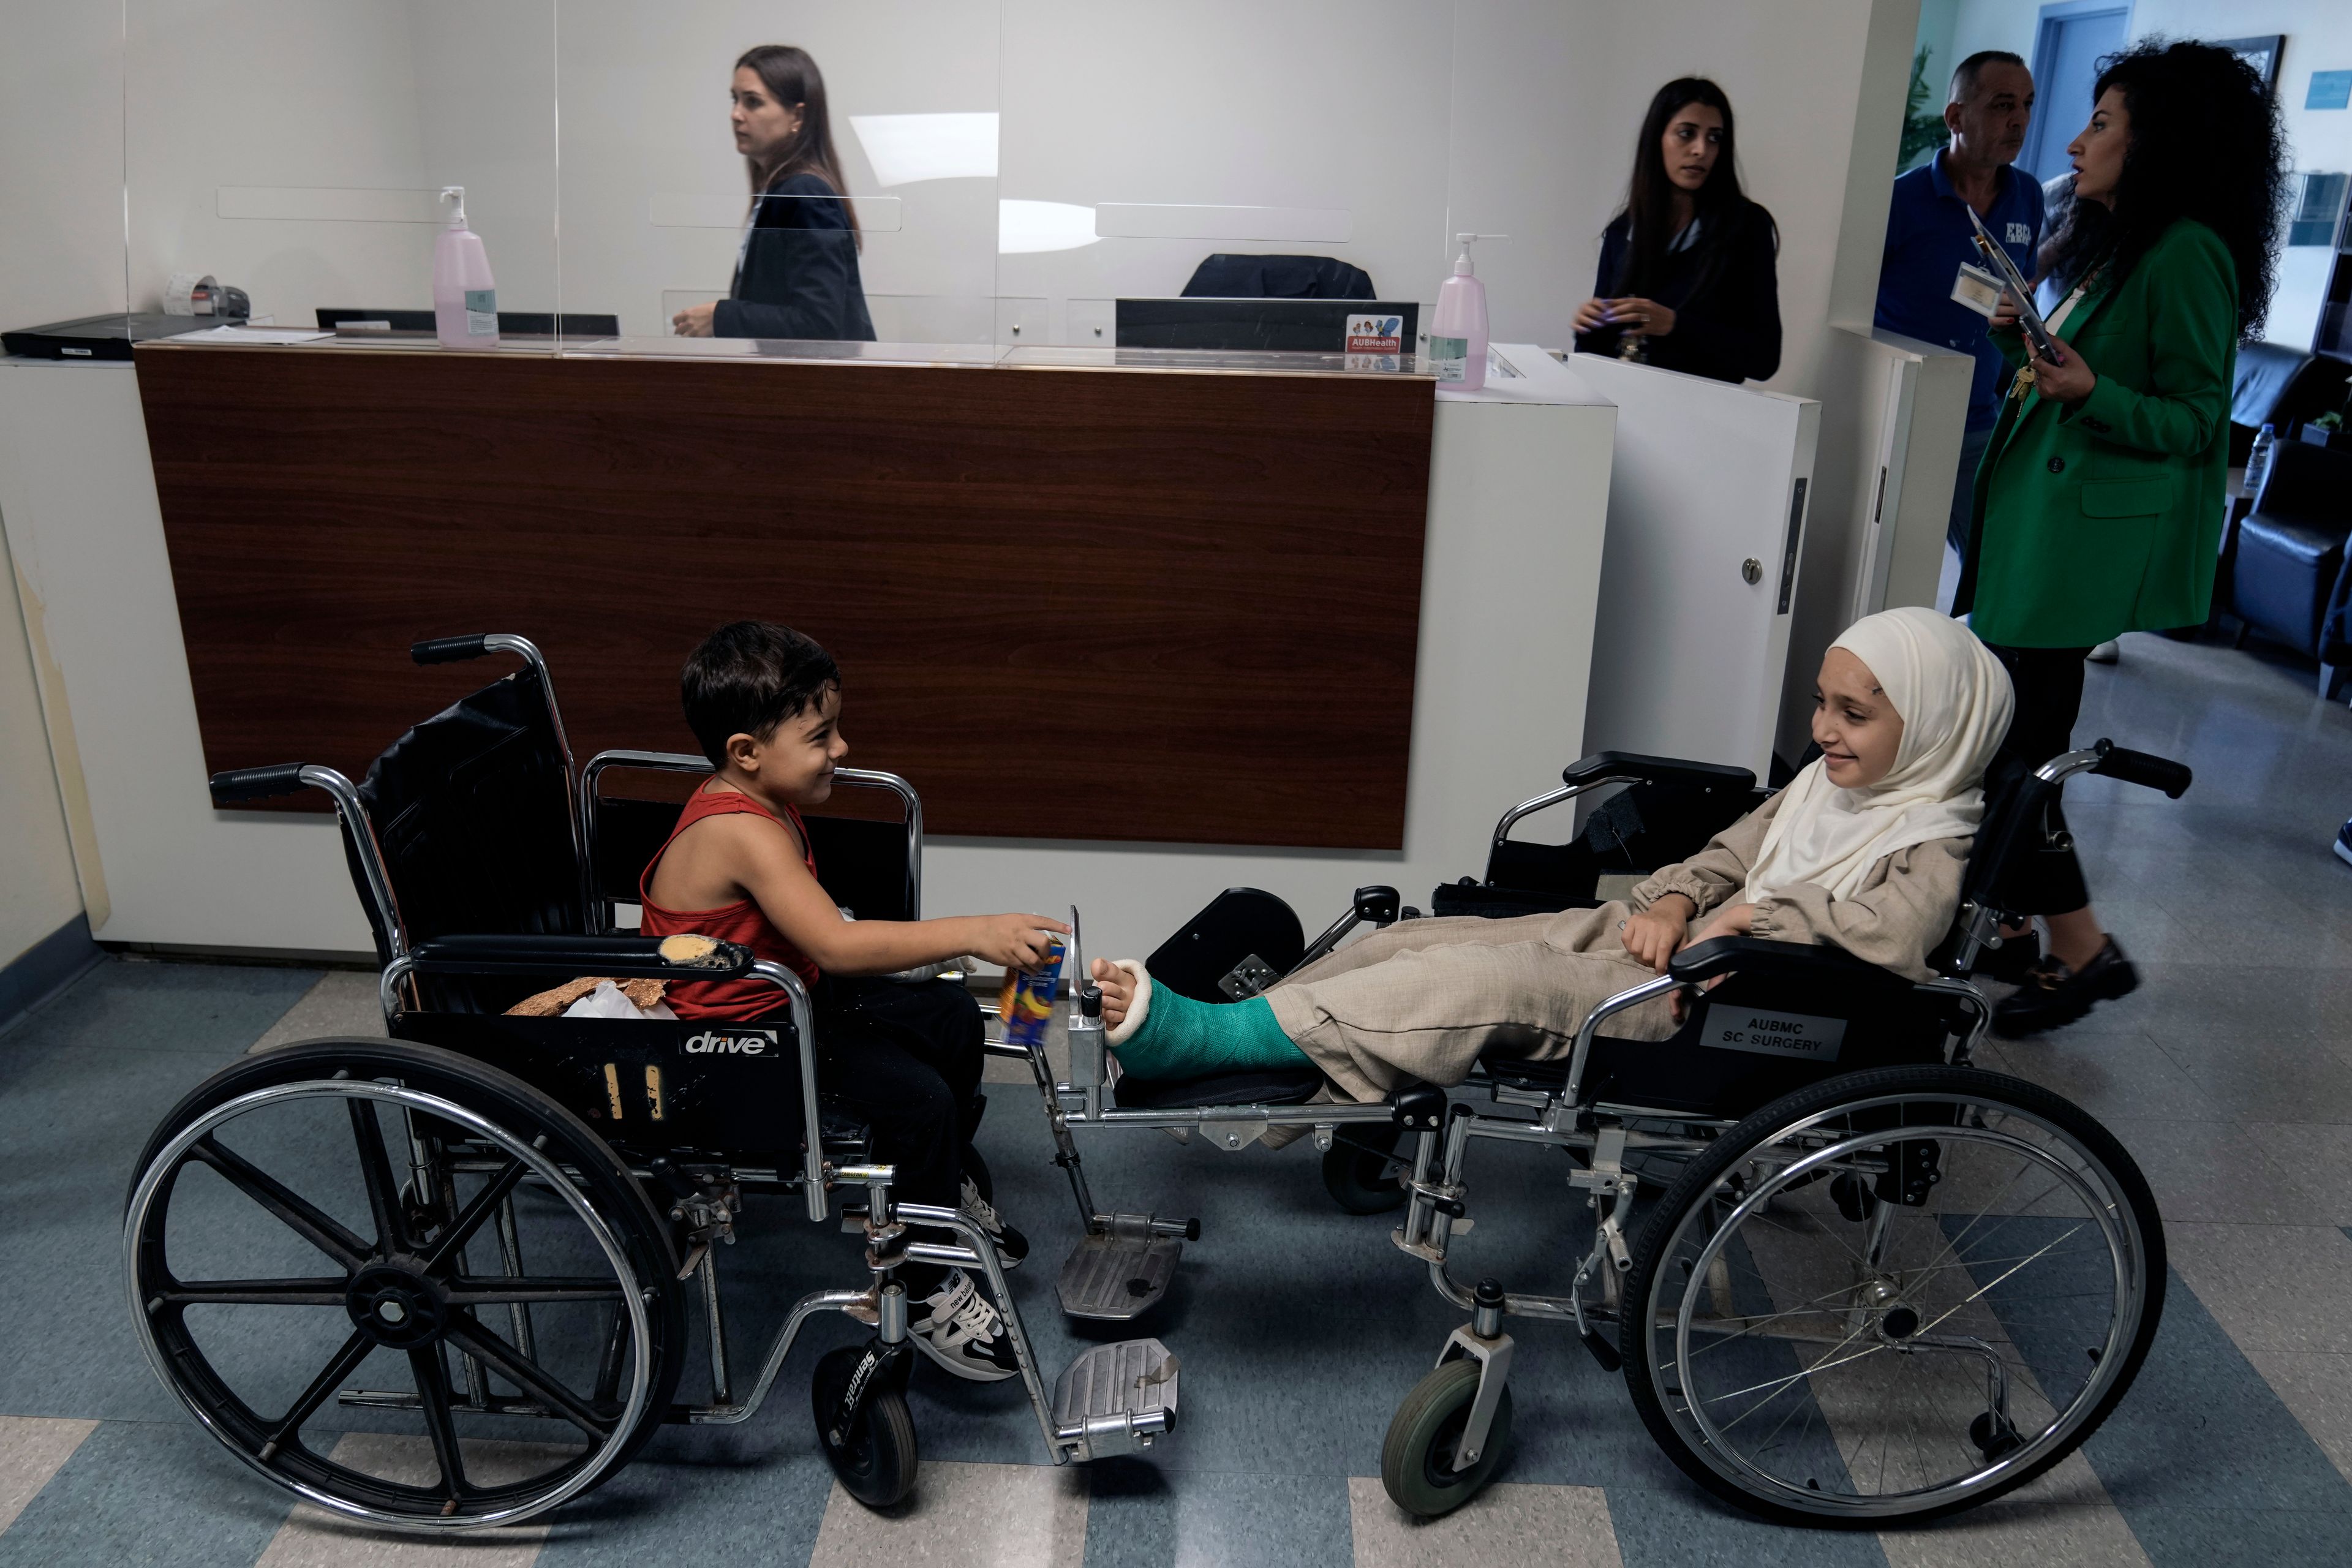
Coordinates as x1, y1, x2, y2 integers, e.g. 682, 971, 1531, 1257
1970, 1411, 2024, 1462
1380, 1358, 1512, 1518
1322, 1125, 1409, 1215
813, 1346, 918, 1509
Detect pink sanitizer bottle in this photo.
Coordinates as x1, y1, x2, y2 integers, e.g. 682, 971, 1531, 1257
1430, 233, 1491, 390
432, 186, 499, 350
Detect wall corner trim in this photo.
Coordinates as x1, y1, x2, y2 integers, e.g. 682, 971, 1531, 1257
0, 913, 103, 1034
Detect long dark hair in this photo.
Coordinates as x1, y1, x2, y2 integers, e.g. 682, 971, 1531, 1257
2041, 39, 2285, 338
736, 44, 860, 246
1613, 78, 1765, 295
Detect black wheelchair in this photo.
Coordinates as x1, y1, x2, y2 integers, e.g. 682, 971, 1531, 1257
124, 635, 1175, 1533
1008, 744, 2189, 1525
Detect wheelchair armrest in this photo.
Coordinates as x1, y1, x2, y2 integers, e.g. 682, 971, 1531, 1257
1562, 751, 1757, 794
402, 933, 755, 981
1667, 935, 1892, 987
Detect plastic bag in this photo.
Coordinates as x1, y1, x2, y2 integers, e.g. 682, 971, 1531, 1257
560, 979, 678, 1021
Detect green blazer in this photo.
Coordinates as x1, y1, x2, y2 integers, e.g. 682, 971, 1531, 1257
1955, 218, 2237, 648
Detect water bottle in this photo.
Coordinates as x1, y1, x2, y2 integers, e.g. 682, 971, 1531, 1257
2244, 422, 2276, 505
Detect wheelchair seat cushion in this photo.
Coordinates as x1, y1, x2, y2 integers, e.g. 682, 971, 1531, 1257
1110, 1063, 1327, 1109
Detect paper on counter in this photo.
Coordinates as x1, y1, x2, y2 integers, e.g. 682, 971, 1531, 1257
164, 325, 332, 345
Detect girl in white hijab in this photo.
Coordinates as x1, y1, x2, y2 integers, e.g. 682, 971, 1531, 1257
1088, 607, 2015, 1104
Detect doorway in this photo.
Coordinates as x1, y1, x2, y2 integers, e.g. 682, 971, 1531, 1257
2021, 1, 2129, 184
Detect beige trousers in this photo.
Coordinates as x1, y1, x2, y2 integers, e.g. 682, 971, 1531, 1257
1261, 904, 1681, 1105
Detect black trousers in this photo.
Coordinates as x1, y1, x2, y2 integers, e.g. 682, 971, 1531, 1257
806, 976, 986, 1213
1984, 642, 2094, 916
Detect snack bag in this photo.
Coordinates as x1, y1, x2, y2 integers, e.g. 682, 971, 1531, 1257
997, 938, 1067, 1051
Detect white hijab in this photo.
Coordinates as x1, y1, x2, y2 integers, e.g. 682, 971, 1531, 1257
1741, 607, 2014, 905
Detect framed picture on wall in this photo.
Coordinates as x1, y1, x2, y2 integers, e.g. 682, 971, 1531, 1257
2214, 35, 2285, 94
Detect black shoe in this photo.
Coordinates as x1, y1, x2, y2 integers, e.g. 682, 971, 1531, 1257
1992, 938, 2138, 1037
960, 1177, 1028, 1271
1975, 929, 2042, 985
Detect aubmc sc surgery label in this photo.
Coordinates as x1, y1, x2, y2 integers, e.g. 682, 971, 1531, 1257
1698, 1006, 1847, 1061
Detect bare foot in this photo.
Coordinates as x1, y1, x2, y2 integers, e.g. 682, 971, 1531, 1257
1090, 957, 1136, 1028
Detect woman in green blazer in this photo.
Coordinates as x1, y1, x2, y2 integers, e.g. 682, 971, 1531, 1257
1954, 39, 2285, 1035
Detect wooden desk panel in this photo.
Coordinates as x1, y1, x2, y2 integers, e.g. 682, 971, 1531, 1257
135, 346, 1433, 848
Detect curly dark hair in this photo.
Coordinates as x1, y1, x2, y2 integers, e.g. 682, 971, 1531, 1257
2041, 38, 2287, 339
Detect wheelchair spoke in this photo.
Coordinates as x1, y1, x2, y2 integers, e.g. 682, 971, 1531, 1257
408, 1347, 472, 1501
444, 1276, 625, 1306
160, 1277, 349, 1307
442, 1319, 614, 1440
190, 1136, 370, 1270
349, 1099, 407, 1251
262, 1331, 374, 1461
417, 1157, 527, 1275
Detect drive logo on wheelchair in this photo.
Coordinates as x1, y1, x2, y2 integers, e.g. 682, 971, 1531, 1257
682, 1028, 776, 1055
1698, 1006, 1847, 1061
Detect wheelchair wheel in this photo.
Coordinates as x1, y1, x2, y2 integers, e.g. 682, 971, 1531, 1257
812, 1345, 918, 1508
1620, 1065, 2163, 1527
125, 1039, 689, 1531
1322, 1124, 1409, 1215
1380, 1356, 1513, 1517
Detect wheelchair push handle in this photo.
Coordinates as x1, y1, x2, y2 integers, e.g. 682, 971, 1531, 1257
2090, 740, 2192, 799
410, 634, 491, 665
209, 763, 312, 804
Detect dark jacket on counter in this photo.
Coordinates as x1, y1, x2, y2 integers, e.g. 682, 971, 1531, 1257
712, 171, 876, 342
1572, 202, 1781, 384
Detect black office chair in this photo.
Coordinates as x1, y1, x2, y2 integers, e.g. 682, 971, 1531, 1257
1179, 254, 1374, 300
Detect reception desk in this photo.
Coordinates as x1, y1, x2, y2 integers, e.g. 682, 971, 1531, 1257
1, 336, 1614, 961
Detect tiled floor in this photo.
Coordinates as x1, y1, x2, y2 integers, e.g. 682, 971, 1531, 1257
2, 628, 2348, 1566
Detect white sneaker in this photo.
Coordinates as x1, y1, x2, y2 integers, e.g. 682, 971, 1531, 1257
909, 1269, 1021, 1382
960, 1177, 1029, 1270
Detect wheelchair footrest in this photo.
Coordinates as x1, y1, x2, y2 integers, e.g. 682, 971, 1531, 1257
1054, 1338, 1180, 1460
1057, 1216, 1184, 1321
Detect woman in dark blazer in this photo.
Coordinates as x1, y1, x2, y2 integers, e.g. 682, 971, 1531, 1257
1958, 40, 2285, 1035
673, 45, 875, 343
1572, 78, 1781, 384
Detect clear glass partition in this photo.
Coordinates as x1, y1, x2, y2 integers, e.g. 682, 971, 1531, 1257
126, 0, 559, 341
120, 1, 1457, 360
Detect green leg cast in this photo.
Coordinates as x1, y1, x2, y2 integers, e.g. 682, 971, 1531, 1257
1112, 975, 1308, 1081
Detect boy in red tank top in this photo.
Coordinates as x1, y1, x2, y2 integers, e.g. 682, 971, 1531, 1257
643, 621, 1066, 1382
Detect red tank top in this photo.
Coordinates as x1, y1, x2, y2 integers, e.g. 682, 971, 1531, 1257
638, 787, 822, 1020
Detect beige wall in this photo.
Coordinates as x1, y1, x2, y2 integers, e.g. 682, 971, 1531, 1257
0, 0, 113, 967
0, 523, 83, 970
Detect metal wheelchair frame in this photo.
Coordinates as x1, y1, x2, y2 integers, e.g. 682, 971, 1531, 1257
1008, 750, 2150, 1491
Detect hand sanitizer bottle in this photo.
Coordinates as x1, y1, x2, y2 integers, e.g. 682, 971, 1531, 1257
433, 187, 499, 350
1430, 233, 1491, 390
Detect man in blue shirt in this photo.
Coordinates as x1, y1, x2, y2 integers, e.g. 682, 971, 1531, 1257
1875, 50, 2044, 562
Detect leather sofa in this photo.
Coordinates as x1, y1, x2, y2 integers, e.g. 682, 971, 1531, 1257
2223, 438, 2352, 699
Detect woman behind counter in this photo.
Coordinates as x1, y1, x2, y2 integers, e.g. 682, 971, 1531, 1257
672, 44, 875, 343
1572, 78, 1781, 384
